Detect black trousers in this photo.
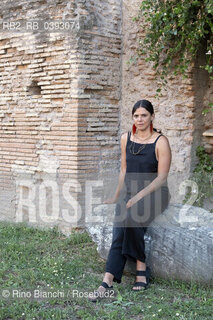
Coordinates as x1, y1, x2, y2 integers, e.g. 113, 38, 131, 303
105, 225, 146, 283
105, 184, 170, 283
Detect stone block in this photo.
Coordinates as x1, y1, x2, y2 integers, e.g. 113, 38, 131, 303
87, 204, 213, 285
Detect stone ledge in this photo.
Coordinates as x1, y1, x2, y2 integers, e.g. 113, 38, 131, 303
86, 203, 213, 285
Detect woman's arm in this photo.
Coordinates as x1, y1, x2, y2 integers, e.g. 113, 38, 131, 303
104, 132, 127, 204
126, 135, 171, 208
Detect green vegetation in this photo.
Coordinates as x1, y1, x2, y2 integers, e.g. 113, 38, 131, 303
0, 221, 212, 319
134, 0, 213, 97
184, 146, 213, 211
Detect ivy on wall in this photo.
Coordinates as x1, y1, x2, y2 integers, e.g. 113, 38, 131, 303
135, 0, 213, 98
183, 146, 213, 212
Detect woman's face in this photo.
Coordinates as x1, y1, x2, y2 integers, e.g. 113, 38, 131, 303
132, 107, 154, 131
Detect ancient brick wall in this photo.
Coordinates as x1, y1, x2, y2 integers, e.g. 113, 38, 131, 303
0, 0, 122, 230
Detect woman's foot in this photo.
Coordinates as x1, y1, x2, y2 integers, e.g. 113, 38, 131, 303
96, 280, 113, 295
132, 268, 150, 291
132, 260, 149, 291
132, 273, 147, 291
88, 273, 114, 302
88, 281, 114, 302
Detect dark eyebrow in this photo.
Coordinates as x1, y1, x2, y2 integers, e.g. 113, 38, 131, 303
134, 113, 148, 116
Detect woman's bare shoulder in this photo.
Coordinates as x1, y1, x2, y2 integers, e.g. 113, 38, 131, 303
157, 133, 169, 143
120, 132, 128, 149
156, 134, 171, 151
121, 132, 128, 140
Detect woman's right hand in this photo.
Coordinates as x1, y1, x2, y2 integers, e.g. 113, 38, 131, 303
103, 197, 118, 204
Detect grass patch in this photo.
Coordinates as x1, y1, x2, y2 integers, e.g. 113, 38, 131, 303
0, 221, 212, 320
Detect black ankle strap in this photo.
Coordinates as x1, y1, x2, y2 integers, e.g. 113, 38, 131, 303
101, 281, 113, 289
136, 270, 146, 276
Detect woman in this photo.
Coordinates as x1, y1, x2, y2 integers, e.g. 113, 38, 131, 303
89, 99, 171, 302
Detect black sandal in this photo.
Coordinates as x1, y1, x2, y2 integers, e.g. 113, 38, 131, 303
132, 267, 151, 291
88, 281, 114, 303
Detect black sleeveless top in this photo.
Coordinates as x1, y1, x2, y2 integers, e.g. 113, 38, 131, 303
124, 131, 167, 196
126, 131, 162, 173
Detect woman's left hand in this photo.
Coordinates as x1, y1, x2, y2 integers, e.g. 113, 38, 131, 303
126, 195, 139, 208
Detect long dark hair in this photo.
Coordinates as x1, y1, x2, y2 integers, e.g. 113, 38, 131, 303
132, 99, 162, 133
